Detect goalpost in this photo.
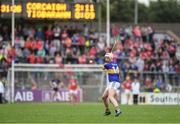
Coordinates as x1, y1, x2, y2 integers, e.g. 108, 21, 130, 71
7, 64, 106, 103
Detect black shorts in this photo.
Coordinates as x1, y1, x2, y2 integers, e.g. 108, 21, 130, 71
53, 87, 59, 92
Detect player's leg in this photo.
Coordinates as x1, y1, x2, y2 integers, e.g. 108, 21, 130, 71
108, 82, 122, 117
52, 88, 58, 101
115, 89, 120, 103
69, 90, 73, 104
72, 92, 77, 104
71, 94, 75, 104
52, 90, 56, 101
102, 88, 109, 109
53, 91, 58, 101
108, 88, 122, 117
73, 90, 78, 103
102, 88, 111, 115
108, 88, 119, 107
127, 93, 130, 105
125, 89, 130, 104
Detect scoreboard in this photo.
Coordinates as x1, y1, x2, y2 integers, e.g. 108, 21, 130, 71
0, 2, 96, 20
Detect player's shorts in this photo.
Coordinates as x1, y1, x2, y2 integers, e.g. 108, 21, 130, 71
69, 90, 78, 95
107, 82, 120, 91
116, 89, 120, 95
53, 87, 58, 92
124, 89, 131, 94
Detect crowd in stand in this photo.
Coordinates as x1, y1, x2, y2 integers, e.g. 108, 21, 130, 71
0, 23, 180, 73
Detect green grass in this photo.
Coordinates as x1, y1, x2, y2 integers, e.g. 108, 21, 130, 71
0, 103, 180, 123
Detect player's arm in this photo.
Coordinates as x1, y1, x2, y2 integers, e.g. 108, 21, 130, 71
77, 82, 80, 89
100, 65, 105, 70
100, 64, 108, 70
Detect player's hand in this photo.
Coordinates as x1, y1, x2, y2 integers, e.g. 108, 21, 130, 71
100, 65, 105, 70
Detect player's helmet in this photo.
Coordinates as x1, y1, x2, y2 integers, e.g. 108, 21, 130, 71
105, 53, 113, 60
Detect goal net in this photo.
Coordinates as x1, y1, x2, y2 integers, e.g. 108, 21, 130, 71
7, 64, 105, 103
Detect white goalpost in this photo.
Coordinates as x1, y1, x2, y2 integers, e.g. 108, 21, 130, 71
7, 64, 106, 103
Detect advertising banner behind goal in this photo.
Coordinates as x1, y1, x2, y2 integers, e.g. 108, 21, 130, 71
14, 89, 82, 103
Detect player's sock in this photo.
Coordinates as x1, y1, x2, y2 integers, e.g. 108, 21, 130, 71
106, 108, 110, 112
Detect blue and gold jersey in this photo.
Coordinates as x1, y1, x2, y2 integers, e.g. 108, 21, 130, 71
104, 61, 120, 83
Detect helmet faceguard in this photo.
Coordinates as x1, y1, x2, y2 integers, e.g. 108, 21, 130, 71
105, 53, 113, 61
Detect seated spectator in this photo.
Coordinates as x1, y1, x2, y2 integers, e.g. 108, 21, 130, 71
27, 51, 36, 64
54, 52, 62, 64
153, 79, 164, 92
78, 35, 85, 55
89, 47, 96, 58
144, 77, 153, 92
45, 26, 53, 41
65, 48, 73, 64
78, 54, 87, 64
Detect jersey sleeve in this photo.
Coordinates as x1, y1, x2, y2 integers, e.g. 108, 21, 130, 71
104, 63, 110, 69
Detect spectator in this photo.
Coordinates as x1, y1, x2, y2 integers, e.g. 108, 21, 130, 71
131, 78, 140, 105
162, 61, 169, 73
37, 47, 46, 58
133, 26, 142, 42
147, 26, 154, 43
78, 35, 85, 55
49, 41, 57, 57
45, 26, 53, 41
35, 28, 45, 41
27, 51, 36, 64
0, 76, 5, 104
65, 48, 73, 64
78, 54, 87, 64
55, 52, 62, 64
153, 79, 164, 93
144, 77, 153, 92
53, 23, 61, 39
89, 47, 96, 57
135, 56, 144, 72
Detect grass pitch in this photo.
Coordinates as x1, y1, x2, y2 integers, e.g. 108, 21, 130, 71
0, 103, 180, 123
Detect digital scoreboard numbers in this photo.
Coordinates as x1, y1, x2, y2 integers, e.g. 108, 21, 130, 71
0, 4, 22, 13
26, 2, 71, 19
0, 3, 23, 18
0, 2, 96, 20
74, 3, 96, 20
